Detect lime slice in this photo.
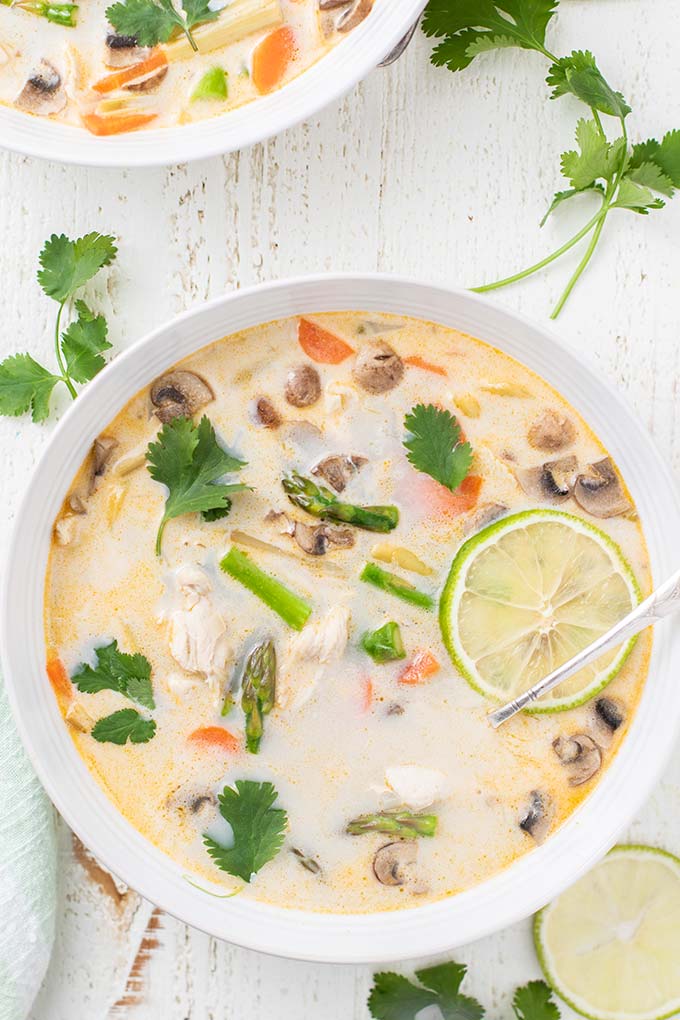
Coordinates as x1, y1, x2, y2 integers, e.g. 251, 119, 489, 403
535, 845, 680, 1020
439, 509, 640, 712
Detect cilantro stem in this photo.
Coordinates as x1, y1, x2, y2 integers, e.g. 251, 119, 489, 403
54, 302, 77, 399
183, 24, 198, 51
471, 202, 606, 295
550, 210, 608, 318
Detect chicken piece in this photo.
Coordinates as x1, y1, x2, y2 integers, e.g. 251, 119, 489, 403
383, 765, 448, 811
278, 605, 350, 710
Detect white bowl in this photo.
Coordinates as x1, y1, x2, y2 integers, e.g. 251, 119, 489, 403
3, 275, 680, 963
0, 1, 425, 167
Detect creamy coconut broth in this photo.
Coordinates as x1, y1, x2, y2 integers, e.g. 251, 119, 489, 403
0, 0, 372, 133
44, 312, 651, 912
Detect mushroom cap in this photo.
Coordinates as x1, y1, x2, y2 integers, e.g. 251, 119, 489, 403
553, 733, 602, 786
573, 458, 632, 518
312, 454, 367, 492
519, 789, 554, 844
150, 370, 213, 423
254, 396, 282, 429
104, 33, 153, 68
352, 340, 404, 394
16, 60, 66, 115
372, 841, 418, 886
594, 696, 625, 732
527, 409, 576, 452
515, 455, 578, 504
284, 364, 322, 408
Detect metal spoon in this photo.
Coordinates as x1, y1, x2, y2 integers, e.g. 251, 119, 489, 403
488, 566, 680, 728
378, 18, 419, 67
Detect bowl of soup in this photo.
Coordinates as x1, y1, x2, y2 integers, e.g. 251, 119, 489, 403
3, 275, 680, 962
0, 0, 424, 166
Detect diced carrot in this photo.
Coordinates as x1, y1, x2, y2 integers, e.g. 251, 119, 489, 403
92, 50, 168, 94
188, 726, 240, 752
82, 111, 158, 135
360, 676, 373, 713
418, 473, 482, 518
404, 355, 447, 377
398, 650, 440, 686
252, 25, 296, 94
46, 655, 73, 705
298, 317, 355, 364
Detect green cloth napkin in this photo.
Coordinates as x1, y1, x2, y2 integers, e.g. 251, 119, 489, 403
0, 677, 57, 1020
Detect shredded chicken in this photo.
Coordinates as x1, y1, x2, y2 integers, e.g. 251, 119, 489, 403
382, 765, 448, 811
278, 605, 350, 710
158, 565, 232, 696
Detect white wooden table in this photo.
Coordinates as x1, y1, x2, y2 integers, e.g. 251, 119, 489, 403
1, 2, 679, 1016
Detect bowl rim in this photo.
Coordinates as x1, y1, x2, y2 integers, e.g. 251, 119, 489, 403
3, 273, 680, 963
0, 0, 426, 168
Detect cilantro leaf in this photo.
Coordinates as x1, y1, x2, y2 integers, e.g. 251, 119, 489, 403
147, 415, 247, 555
60, 300, 112, 384
512, 981, 561, 1020
91, 708, 156, 745
422, 0, 558, 72
72, 639, 155, 709
613, 178, 665, 214
547, 50, 630, 119
0, 353, 61, 423
204, 780, 287, 882
540, 185, 603, 227
106, 0, 216, 48
626, 162, 674, 198
37, 232, 117, 304
202, 501, 232, 522
560, 120, 625, 190
368, 973, 436, 1020
403, 403, 472, 492
629, 131, 680, 188
368, 962, 484, 1020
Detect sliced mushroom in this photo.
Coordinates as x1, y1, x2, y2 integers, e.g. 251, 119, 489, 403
573, 458, 632, 518
595, 696, 625, 733
519, 790, 554, 844
285, 364, 321, 408
353, 340, 404, 394
104, 33, 151, 67
337, 0, 373, 31
93, 435, 118, 476
462, 502, 508, 537
318, 0, 349, 8
291, 847, 322, 875
373, 841, 420, 887
150, 370, 213, 423
553, 733, 602, 786
528, 409, 576, 452
15, 60, 66, 116
253, 396, 282, 429
312, 454, 367, 492
516, 455, 578, 504
126, 64, 168, 92
267, 509, 354, 555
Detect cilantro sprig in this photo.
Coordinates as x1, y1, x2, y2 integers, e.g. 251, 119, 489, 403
422, 1, 680, 316
0, 232, 116, 422
106, 0, 218, 52
368, 962, 560, 1020
403, 403, 472, 492
204, 780, 287, 883
146, 414, 248, 556
92, 708, 156, 745
72, 640, 155, 710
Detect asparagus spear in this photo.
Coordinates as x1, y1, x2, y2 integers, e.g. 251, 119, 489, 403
346, 810, 437, 839
282, 472, 398, 533
361, 621, 406, 663
1, 0, 78, 24
241, 640, 276, 754
220, 546, 312, 630
360, 563, 434, 611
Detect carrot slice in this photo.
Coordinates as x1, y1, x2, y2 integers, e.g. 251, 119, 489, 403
298, 318, 355, 364
360, 676, 373, 713
46, 655, 73, 704
252, 25, 296, 94
188, 726, 240, 752
404, 355, 447, 377
92, 50, 168, 94
418, 473, 482, 518
398, 651, 440, 686
82, 111, 157, 135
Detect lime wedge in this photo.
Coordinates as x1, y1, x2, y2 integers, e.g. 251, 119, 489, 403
535, 845, 680, 1020
439, 509, 640, 712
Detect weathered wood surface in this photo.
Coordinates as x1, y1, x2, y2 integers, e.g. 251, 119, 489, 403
0, 2, 678, 1016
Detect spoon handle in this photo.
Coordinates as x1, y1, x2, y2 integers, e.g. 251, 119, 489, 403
488, 565, 680, 728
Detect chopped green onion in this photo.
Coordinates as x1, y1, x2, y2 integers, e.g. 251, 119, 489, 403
2, 0, 78, 24
360, 621, 406, 663
220, 546, 312, 631
346, 810, 437, 839
360, 562, 434, 611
